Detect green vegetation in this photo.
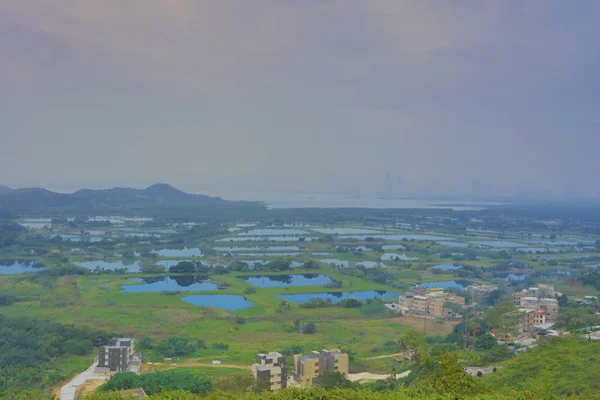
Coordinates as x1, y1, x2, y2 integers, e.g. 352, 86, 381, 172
484, 302, 522, 339
101, 370, 212, 395
0, 315, 114, 395
484, 337, 600, 397
81, 337, 600, 398
2, 192, 600, 397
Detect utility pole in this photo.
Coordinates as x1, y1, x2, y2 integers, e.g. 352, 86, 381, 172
462, 307, 469, 350
472, 309, 477, 352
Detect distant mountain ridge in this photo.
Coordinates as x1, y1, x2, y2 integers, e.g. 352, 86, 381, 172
0, 183, 265, 220
0, 185, 14, 194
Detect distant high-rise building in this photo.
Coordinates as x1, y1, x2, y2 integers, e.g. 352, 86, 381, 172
384, 172, 392, 193
396, 176, 405, 193
471, 179, 481, 195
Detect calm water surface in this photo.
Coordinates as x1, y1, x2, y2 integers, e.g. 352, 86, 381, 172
277, 290, 399, 303
240, 274, 332, 287
153, 248, 203, 257
76, 260, 141, 272
181, 295, 254, 310
121, 276, 219, 292
414, 280, 468, 290
430, 264, 463, 271
0, 260, 45, 274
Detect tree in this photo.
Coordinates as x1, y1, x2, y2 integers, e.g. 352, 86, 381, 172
281, 344, 304, 356
339, 297, 362, 308
155, 337, 197, 357
477, 333, 497, 350
276, 300, 292, 315
555, 307, 599, 330
443, 301, 464, 319
314, 371, 353, 389
169, 261, 195, 273
138, 336, 153, 350
418, 352, 482, 396
398, 329, 431, 363
303, 322, 317, 334
558, 293, 568, 308
213, 374, 256, 395
484, 302, 523, 340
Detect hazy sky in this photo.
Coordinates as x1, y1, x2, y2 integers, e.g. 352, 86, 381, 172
2, 1, 599, 197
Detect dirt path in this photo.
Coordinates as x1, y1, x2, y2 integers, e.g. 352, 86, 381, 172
348, 370, 410, 383
365, 353, 399, 360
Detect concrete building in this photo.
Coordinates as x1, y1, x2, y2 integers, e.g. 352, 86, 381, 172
518, 308, 536, 338
397, 292, 464, 317
96, 338, 140, 373
520, 297, 540, 308
513, 285, 558, 322
512, 290, 527, 306
533, 308, 546, 325
293, 349, 349, 387
252, 352, 287, 391
539, 298, 559, 322
467, 284, 498, 303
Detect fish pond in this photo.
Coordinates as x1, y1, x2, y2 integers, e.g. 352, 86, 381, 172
120, 276, 219, 293
76, 260, 141, 272
277, 290, 399, 304
238, 229, 311, 236
240, 274, 332, 288
412, 280, 468, 290
430, 264, 463, 271
152, 248, 203, 257
181, 295, 254, 311
470, 241, 527, 248
0, 260, 45, 274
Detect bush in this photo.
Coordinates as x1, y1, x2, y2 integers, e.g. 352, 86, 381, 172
243, 287, 257, 295
303, 322, 317, 334
138, 336, 153, 350
339, 297, 362, 308
212, 342, 229, 351
156, 337, 197, 358
281, 344, 304, 356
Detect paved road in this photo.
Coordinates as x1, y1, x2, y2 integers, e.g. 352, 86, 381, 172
60, 361, 108, 400
348, 370, 411, 382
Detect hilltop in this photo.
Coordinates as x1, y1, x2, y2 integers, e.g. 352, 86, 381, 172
0, 184, 265, 220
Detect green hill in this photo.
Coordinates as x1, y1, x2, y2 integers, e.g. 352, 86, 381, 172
484, 336, 600, 397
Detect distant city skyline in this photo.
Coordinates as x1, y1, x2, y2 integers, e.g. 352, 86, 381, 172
4, 173, 597, 201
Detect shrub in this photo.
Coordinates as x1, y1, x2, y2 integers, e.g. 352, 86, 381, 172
212, 342, 229, 351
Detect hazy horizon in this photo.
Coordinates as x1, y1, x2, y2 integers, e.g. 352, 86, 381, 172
2, 1, 599, 198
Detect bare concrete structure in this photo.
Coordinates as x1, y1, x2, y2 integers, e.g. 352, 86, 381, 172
96, 337, 140, 374
293, 349, 349, 387
252, 352, 287, 391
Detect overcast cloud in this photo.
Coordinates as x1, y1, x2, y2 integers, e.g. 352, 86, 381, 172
1, 1, 599, 197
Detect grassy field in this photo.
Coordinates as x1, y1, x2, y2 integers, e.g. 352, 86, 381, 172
0, 261, 437, 376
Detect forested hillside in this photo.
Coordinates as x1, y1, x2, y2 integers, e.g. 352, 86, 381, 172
0, 315, 115, 394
